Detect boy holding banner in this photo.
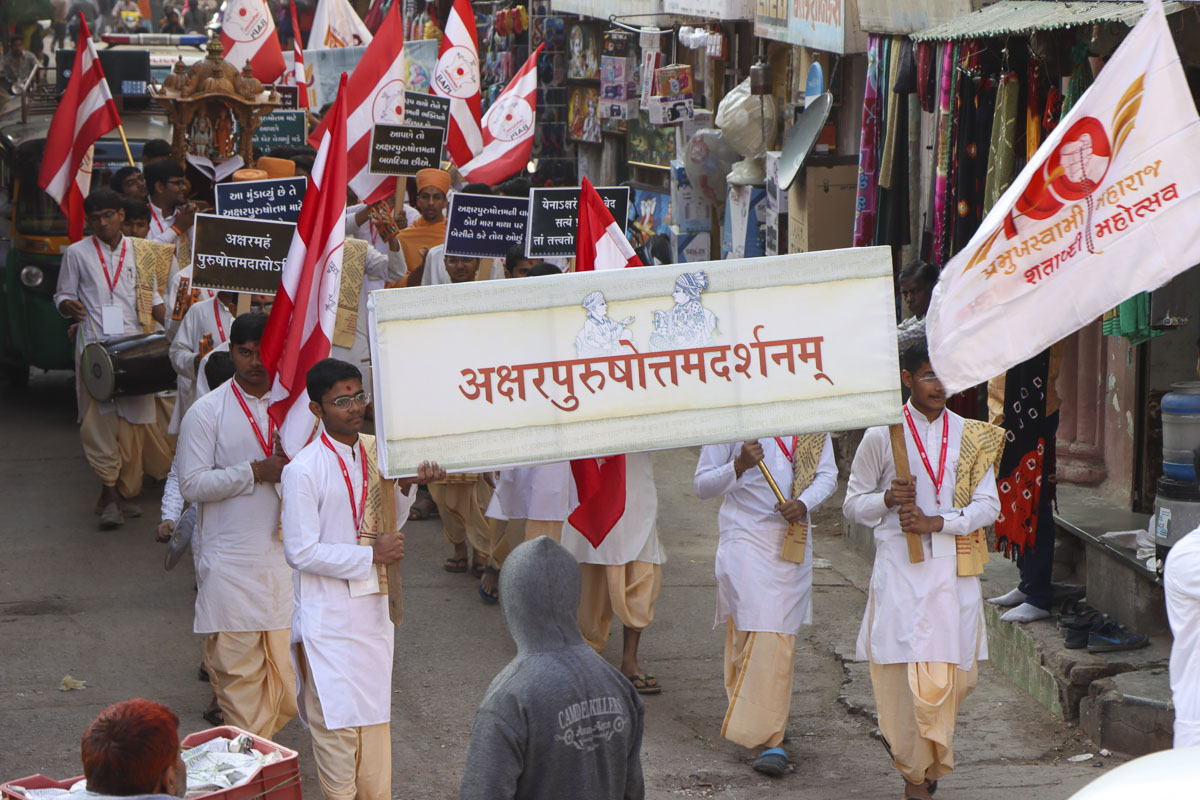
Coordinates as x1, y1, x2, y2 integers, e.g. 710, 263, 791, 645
693, 433, 837, 775
843, 339, 1003, 800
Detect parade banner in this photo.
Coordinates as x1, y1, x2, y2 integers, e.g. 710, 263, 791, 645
369, 247, 900, 476
526, 187, 630, 258
369, 124, 445, 176
401, 92, 452, 132
215, 177, 307, 222
927, 0, 1200, 395
444, 193, 528, 259
191, 214, 295, 293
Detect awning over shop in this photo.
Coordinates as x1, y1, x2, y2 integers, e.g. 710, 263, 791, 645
662, 0, 756, 20
554, 0, 666, 21
910, 0, 1189, 42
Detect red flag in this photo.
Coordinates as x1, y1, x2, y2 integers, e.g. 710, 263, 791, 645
307, 2, 404, 206
432, 0, 483, 168
290, 1, 309, 109
568, 178, 642, 547
38, 15, 121, 242
262, 73, 349, 457
221, 0, 286, 83
459, 43, 544, 186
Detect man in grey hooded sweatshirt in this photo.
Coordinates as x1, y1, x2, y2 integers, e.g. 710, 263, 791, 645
460, 536, 646, 800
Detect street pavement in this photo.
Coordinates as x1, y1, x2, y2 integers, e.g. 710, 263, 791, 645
1, 371, 1117, 799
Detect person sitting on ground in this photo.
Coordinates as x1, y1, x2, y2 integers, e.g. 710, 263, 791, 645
78, 698, 187, 800
459, 536, 646, 800
122, 200, 151, 240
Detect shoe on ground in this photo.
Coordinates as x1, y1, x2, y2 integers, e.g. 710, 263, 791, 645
1052, 583, 1086, 603
752, 747, 792, 776
120, 500, 142, 518
98, 502, 124, 530
987, 586, 1027, 606
1058, 599, 1096, 629
1064, 615, 1104, 649
1001, 602, 1051, 623
1088, 619, 1150, 653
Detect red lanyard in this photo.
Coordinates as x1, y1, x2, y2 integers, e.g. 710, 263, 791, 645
92, 237, 127, 294
151, 204, 167, 233
230, 382, 275, 458
774, 436, 797, 462
212, 297, 227, 343
321, 434, 368, 531
903, 406, 948, 504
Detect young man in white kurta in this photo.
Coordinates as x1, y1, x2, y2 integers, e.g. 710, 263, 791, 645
1165, 526, 1200, 748
163, 262, 216, 342
54, 190, 168, 527
561, 452, 665, 693
168, 293, 235, 434
177, 312, 297, 738
694, 434, 837, 772
843, 349, 1000, 800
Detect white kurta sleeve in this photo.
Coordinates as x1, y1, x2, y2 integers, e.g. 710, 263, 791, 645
939, 466, 1001, 536
168, 311, 199, 379
843, 427, 892, 528
53, 247, 83, 310
177, 397, 256, 503
280, 462, 374, 580
160, 459, 184, 522
693, 443, 738, 499
394, 482, 417, 528
798, 435, 839, 513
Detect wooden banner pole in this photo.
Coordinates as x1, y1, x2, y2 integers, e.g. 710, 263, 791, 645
889, 424, 926, 564
380, 477, 403, 625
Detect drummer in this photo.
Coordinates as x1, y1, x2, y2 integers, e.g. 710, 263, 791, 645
54, 188, 172, 530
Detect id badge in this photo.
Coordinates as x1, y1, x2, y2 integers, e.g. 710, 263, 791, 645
101, 304, 124, 336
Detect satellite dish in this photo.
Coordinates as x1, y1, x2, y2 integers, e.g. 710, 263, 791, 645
777, 92, 833, 192
805, 63, 825, 109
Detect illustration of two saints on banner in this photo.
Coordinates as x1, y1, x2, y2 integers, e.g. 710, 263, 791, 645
575, 271, 716, 358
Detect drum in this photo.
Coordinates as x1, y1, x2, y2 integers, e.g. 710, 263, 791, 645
82, 333, 176, 402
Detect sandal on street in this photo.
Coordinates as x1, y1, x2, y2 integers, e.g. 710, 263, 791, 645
752, 747, 792, 776
627, 672, 662, 695
478, 567, 500, 604
443, 556, 468, 573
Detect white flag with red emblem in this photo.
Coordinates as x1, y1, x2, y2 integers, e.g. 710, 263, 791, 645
38, 15, 121, 242
289, 1, 309, 108
432, 0, 483, 168
220, 0, 286, 83
307, 2, 403, 206
310, 0, 373, 48
262, 73, 349, 457
459, 43, 544, 186
568, 178, 643, 547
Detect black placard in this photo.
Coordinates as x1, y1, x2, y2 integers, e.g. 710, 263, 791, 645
403, 92, 452, 132
214, 177, 307, 223
445, 194, 529, 259
525, 187, 631, 258
190, 214, 296, 294
273, 85, 299, 109
369, 124, 445, 176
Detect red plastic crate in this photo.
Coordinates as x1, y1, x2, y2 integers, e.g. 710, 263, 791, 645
1, 727, 300, 800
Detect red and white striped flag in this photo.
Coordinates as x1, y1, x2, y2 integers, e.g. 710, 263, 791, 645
432, 0, 483, 168
459, 43, 544, 186
307, 1, 403, 206
38, 15, 121, 242
220, 0, 286, 83
289, 1, 309, 109
262, 72, 349, 457
568, 178, 643, 547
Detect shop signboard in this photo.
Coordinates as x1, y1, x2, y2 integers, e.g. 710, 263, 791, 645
752, 0, 867, 54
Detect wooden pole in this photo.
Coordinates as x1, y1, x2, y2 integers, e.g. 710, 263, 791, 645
380, 477, 403, 625
116, 124, 136, 166
236, 293, 251, 316
889, 424, 926, 564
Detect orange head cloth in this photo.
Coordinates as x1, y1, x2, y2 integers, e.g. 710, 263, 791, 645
81, 699, 181, 796
416, 168, 451, 194
232, 168, 270, 182
256, 156, 296, 179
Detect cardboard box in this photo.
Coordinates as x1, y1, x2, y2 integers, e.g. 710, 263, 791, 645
670, 226, 711, 263
723, 185, 767, 259
764, 207, 787, 256
648, 94, 694, 125
653, 64, 693, 98
670, 159, 710, 232
675, 108, 713, 156
764, 150, 789, 213
787, 163, 857, 254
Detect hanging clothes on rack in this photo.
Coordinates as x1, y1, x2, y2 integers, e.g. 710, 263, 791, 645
852, 35, 882, 248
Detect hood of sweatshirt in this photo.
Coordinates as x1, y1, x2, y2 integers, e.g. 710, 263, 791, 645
499, 535, 586, 654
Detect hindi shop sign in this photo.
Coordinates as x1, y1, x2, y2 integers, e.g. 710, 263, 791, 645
214, 177, 307, 223
369, 124, 445, 176
369, 247, 901, 476
526, 187, 631, 258
190, 214, 296, 294
445, 193, 529, 259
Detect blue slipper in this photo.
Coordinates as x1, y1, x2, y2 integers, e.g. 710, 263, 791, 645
752, 747, 792, 776
478, 567, 499, 604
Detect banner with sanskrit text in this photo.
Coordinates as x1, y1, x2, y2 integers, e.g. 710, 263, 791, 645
926, 1, 1200, 396
369, 248, 900, 477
